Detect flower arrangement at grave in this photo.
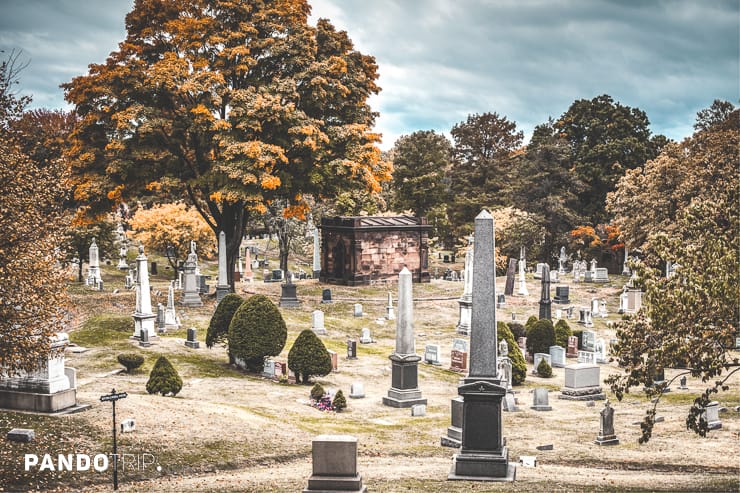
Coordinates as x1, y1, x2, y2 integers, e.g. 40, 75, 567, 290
146, 356, 183, 396
117, 353, 145, 373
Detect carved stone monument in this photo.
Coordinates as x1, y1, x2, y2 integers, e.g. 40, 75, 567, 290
449, 210, 516, 482
383, 267, 427, 408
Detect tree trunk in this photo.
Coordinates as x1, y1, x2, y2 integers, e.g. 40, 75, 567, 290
77, 246, 85, 282
215, 202, 247, 292
278, 231, 290, 273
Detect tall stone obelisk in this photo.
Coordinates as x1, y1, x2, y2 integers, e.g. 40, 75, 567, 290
132, 245, 157, 339
539, 264, 552, 320
449, 210, 516, 482
382, 267, 426, 408
455, 235, 474, 335
216, 231, 230, 303
312, 225, 321, 278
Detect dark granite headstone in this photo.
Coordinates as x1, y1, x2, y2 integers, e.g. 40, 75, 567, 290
321, 288, 332, 304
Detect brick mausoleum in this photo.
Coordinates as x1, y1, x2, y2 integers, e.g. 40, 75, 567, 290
319, 216, 431, 286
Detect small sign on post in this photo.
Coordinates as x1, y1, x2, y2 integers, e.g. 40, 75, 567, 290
100, 389, 128, 491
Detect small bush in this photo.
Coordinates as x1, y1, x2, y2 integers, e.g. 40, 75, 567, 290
509, 322, 526, 340
288, 329, 332, 384
498, 322, 526, 385
117, 353, 144, 373
526, 319, 556, 356
146, 356, 183, 396
333, 390, 347, 412
310, 383, 326, 401
228, 294, 287, 372
206, 293, 244, 352
554, 319, 572, 348
537, 358, 553, 378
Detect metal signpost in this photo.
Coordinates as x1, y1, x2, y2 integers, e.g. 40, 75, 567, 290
100, 389, 128, 490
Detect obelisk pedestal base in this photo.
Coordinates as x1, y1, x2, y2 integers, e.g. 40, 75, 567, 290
382, 355, 426, 408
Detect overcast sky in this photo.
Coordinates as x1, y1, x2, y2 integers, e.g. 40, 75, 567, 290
1, 0, 737, 149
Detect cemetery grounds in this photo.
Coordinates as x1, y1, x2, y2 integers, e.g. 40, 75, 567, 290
0, 243, 738, 492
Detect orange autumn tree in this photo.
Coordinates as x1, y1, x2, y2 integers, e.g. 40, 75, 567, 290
1, 51, 69, 374
64, 0, 391, 289
131, 202, 216, 276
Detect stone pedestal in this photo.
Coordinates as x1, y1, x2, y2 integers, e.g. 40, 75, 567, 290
180, 248, 203, 307
0, 334, 85, 413
279, 283, 301, 308
559, 363, 605, 401
456, 300, 472, 335
382, 354, 426, 408
449, 380, 516, 482
303, 435, 366, 493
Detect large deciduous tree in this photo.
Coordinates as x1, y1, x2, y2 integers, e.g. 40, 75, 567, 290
512, 121, 584, 263
0, 51, 69, 375
447, 112, 523, 237
64, 0, 391, 291
554, 94, 666, 225
390, 130, 452, 217
605, 106, 739, 442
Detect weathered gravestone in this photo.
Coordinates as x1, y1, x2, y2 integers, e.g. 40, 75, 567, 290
302, 435, 367, 493
559, 363, 605, 401
504, 258, 517, 296
594, 400, 619, 445
353, 303, 363, 317
549, 346, 565, 368
531, 388, 552, 411
132, 246, 157, 340
554, 286, 569, 304
7, 428, 35, 442
349, 382, 365, 399
321, 288, 332, 304
185, 328, 200, 349
359, 328, 372, 344
311, 310, 327, 335
346, 339, 357, 360
424, 344, 441, 365
456, 236, 474, 335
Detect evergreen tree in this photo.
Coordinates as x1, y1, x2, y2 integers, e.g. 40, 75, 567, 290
228, 295, 287, 372
206, 293, 244, 364
498, 322, 526, 385
146, 356, 183, 396
447, 112, 523, 237
288, 329, 332, 384
526, 319, 556, 356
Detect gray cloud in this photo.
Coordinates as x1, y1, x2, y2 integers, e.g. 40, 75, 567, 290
1, 0, 736, 149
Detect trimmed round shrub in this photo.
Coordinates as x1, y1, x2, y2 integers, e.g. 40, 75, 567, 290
554, 319, 572, 348
525, 315, 539, 333
497, 322, 526, 386
508, 322, 526, 340
117, 353, 144, 373
526, 319, 556, 356
228, 294, 287, 372
288, 329, 332, 384
333, 390, 347, 412
146, 356, 183, 396
310, 383, 326, 401
206, 293, 244, 353
536, 358, 553, 378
